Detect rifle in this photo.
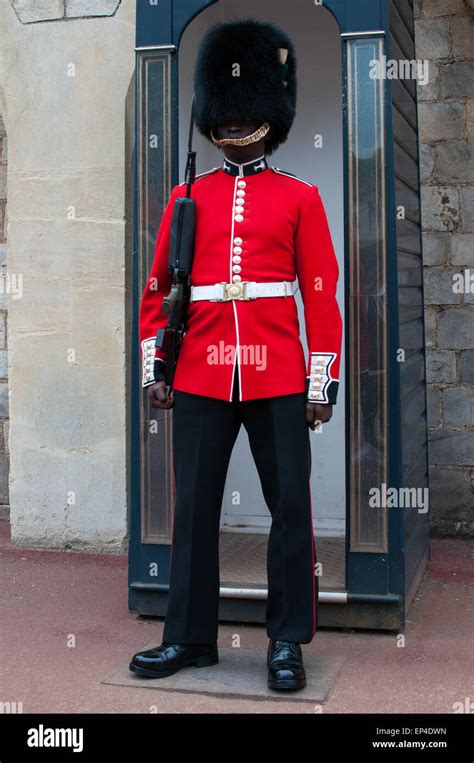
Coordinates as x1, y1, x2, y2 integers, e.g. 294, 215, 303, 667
154, 95, 197, 397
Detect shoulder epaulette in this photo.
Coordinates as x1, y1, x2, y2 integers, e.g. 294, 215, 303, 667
270, 167, 313, 187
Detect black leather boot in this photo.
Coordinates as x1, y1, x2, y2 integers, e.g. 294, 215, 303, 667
129, 641, 219, 678
267, 639, 307, 690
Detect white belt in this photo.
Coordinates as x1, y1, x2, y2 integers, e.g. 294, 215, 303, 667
190, 280, 297, 302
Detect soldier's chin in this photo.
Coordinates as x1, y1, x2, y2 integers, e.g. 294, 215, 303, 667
221, 143, 249, 156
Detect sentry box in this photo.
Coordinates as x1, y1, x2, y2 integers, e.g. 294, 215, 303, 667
129, 0, 429, 631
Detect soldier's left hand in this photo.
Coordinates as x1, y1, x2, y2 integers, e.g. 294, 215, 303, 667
306, 402, 333, 430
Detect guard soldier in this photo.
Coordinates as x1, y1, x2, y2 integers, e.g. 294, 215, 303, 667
130, 17, 343, 691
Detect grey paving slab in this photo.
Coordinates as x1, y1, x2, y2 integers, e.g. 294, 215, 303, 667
102, 643, 346, 702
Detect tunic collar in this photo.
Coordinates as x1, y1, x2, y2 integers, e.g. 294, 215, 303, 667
221, 155, 269, 177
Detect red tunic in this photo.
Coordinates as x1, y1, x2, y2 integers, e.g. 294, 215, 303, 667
139, 156, 343, 404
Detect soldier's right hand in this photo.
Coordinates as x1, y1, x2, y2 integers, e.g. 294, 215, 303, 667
147, 381, 174, 409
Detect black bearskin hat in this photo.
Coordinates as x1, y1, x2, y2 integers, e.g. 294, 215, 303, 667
193, 17, 297, 156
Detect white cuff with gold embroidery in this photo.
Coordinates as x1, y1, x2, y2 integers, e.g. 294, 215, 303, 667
141, 337, 157, 387
307, 352, 339, 404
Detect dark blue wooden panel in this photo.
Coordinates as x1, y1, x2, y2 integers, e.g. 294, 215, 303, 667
390, 0, 430, 608
325, 0, 386, 32
136, 0, 217, 48
136, 0, 390, 49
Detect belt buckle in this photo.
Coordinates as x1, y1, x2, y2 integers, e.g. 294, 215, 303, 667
222, 281, 248, 301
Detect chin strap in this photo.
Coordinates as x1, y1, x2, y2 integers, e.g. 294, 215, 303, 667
211, 121, 271, 147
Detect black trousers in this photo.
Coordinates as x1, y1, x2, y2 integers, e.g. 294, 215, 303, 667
162, 362, 319, 645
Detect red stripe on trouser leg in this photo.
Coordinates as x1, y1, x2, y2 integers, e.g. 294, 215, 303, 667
308, 442, 317, 637
169, 439, 175, 574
